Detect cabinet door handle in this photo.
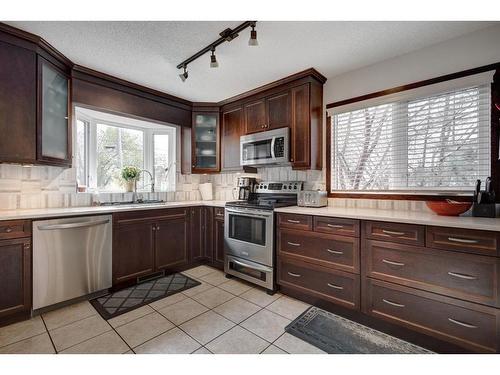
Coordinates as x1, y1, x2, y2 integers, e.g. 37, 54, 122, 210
327, 283, 344, 290
382, 299, 405, 308
287, 271, 301, 278
287, 219, 300, 224
382, 259, 405, 267
327, 224, 344, 229
5, 227, 13, 233
326, 248, 343, 255
447, 237, 479, 244
448, 318, 478, 329
287, 241, 301, 247
382, 229, 406, 236
157, 225, 160, 231
152, 226, 156, 231
448, 271, 477, 280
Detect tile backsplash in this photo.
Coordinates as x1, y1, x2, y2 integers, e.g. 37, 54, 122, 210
0, 163, 207, 210
0, 163, 430, 213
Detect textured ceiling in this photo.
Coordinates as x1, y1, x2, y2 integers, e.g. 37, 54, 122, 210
6, 21, 496, 102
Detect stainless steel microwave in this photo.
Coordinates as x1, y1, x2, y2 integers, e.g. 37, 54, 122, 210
240, 127, 289, 167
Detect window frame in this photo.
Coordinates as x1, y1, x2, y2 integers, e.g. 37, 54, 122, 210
74, 112, 176, 193
325, 63, 500, 201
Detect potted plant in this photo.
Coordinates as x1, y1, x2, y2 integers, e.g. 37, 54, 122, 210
121, 166, 141, 192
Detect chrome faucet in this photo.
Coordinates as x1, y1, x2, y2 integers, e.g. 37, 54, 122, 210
139, 169, 155, 193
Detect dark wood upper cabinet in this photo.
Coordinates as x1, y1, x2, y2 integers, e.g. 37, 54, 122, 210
191, 111, 220, 173
244, 99, 267, 133
0, 40, 37, 164
266, 90, 291, 130
221, 106, 244, 171
37, 57, 71, 167
290, 84, 310, 168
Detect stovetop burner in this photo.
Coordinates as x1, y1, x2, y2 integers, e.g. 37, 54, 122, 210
226, 180, 304, 210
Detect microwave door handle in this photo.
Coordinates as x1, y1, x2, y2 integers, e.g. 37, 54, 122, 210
271, 137, 276, 159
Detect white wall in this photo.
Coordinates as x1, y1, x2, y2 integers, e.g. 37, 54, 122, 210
324, 25, 500, 106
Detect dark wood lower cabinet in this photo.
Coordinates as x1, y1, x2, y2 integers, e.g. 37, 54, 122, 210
363, 278, 499, 353
189, 207, 204, 262
213, 211, 225, 268
155, 215, 189, 270
0, 237, 31, 326
113, 220, 155, 284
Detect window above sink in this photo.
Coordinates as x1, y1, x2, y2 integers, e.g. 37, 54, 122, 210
75, 107, 177, 193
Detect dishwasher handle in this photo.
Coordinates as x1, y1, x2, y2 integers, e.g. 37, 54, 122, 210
37, 218, 110, 231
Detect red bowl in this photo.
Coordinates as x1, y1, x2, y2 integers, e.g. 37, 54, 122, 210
425, 200, 472, 216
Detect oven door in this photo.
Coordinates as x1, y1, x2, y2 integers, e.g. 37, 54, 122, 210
224, 207, 273, 266
225, 255, 274, 290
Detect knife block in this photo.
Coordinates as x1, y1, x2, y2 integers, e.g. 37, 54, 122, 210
472, 203, 500, 218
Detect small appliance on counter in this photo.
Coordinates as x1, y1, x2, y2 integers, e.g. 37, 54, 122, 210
298, 190, 328, 207
237, 177, 257, 200
472, 177, 500, 218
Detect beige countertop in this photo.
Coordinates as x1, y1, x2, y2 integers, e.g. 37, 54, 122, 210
0, 200, 228, 221
274, 205, 500, 232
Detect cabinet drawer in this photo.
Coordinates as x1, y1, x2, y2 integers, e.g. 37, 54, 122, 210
314, 216, 359, 237
427, 226, 500, 256
363, 221, 424, 246
278, 229, 359, 273
214, 207, 225, 220
364, 240, 500, 307
363, 278, 499, 353
278, 213, 312, 231
0, 220, 31, 240
279, 257, 360, 309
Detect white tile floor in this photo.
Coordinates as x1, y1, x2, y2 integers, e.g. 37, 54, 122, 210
0, 265, 325, 354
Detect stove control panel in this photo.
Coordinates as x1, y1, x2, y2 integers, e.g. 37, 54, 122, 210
255, 181, 303, 194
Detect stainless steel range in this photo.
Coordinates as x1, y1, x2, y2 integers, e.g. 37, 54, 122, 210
224, 181, 303, 293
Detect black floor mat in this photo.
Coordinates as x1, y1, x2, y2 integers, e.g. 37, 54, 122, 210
285, 307, 432, 354
90, 273, 200, 320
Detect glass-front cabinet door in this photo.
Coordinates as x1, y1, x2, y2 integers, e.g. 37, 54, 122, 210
192, 112, 220, 173
37, 57, 71, 166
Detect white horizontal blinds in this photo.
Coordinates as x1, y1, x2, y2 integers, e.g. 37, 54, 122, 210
331, 82, 491, 193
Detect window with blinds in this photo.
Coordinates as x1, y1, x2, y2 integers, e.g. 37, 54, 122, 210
331, 84, 491, 193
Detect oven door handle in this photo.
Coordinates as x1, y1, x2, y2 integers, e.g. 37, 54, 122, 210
231, 258, 272, 273
225, 208, 273, 218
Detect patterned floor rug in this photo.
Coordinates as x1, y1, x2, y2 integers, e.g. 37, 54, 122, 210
90, 273, 200, 320
285, 306, 433, 354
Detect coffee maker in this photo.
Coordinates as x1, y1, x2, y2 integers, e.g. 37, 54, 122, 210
237, 177, 257, 200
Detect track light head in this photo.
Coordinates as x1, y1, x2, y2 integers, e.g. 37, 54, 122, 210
249, 24, 258, 46
179, 66, 188, 82
210, 48, 219, 68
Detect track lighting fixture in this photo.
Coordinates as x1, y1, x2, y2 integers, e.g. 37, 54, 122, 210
248, 23, 258, 46
210, 48, 218, 68
176, 21, 258, 79
179, 65, 188, 82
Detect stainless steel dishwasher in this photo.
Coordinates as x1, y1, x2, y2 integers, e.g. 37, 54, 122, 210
32, 215, 112, 310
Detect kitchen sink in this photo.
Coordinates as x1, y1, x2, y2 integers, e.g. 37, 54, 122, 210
99, 199, 165, 206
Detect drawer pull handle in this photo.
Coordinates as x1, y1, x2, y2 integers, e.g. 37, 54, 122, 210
326, 249, 344, 255
5, 227, 13, 233
448, 271, 477, 280
287, 272, 301, 278
327, 224, 344, 229
447, 237, 479, 244
382, 259, 405, 267
287, 241, 301, 247
287, 219, 301, 224
382, 229, 405, 236
448, 318, 478, 329
382, 299, 405, 308
327, 283, 344, 290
